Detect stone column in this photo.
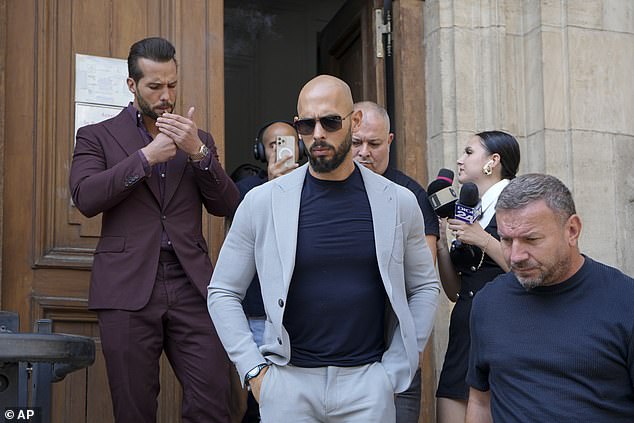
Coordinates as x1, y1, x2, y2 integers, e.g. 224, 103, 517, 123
424, 0, 634, 384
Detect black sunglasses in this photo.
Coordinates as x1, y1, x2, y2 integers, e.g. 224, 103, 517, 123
293, 111, 353, 135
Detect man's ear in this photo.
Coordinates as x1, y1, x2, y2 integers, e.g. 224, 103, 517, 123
388, 133, 394, 146
127, 77, 136, 94
566, 214, 582, 247
351, 109, 362, 133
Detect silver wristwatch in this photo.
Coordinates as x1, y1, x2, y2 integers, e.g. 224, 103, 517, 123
244, 363, 269, 387
189, 143, 209, 161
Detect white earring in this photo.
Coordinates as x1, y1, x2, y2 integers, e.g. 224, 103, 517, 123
482, 160, 493, 176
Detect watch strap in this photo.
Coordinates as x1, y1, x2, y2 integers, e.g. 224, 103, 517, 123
244, 363, 269, 386
189, 143, 209, 161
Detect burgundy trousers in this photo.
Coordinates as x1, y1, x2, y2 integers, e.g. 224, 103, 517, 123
98, 250, 231, 423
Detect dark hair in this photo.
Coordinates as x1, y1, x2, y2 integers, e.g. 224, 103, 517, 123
476, 130, 520, 179
496, 173, 576, 223
127, 37, 177, 82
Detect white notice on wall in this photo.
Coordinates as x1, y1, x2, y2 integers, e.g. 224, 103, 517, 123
74, 103, 124, 141
75, 54, 132, 106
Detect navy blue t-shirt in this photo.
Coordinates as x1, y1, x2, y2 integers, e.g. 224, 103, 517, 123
383, 167, 439, 238
468, 257, 634, 422
283, 167, 386, 367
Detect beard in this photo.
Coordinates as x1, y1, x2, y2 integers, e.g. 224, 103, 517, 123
135, 91, 174, 121
513, 253, 572, 290
308, 129, 352, 173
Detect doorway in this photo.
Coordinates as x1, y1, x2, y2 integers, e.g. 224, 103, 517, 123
224, 0, 345, 175
222, 1, 434, 421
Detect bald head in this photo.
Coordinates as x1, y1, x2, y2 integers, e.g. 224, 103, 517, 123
261, 122, 296, 145
354, 101, 390, 137
352, 101, 393, 174
297, 75, 354, 118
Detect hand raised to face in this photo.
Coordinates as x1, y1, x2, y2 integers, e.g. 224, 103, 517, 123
156, 107, 203, 156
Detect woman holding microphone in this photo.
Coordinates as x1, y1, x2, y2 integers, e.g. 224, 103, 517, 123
436, 131, 520, 423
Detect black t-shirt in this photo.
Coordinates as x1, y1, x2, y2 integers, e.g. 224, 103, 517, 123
468, 257, 634, 422
283, 167, 386, 367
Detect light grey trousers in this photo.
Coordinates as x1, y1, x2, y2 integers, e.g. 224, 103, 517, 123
258, 362, 396, 423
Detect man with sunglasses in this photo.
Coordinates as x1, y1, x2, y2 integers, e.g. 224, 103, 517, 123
209, 75, 439, 422
352, 101, 440, 423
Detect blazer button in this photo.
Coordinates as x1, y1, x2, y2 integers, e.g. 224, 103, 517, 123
470, 266, 477, 272
277, 337, 282, 345
469, 291, 474, 298
278, 299, 284, 307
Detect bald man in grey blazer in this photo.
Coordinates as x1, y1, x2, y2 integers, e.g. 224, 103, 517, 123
208, 75, 439, 423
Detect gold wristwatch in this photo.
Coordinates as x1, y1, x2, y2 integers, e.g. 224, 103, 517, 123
189, 144, 209, 161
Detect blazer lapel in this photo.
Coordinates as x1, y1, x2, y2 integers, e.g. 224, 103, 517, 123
359, 164, 396, 297
104, 110, 161, 204
272, 165, 307, 295
164, 150, 188, 207
104, 110, 146, 156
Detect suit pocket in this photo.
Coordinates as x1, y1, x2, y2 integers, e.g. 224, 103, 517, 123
95, 236, 125, 254
391, 224, 404, 264
258, 364, 273, 404
374, 362, 396, 393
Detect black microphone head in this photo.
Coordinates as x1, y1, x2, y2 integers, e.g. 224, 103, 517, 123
459, 183, 480, 207
428, 168, 458, 218
427, 168, 454, 195
437, 168, 454, 183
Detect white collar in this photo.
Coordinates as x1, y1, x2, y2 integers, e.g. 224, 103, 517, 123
479, 179, 510, 228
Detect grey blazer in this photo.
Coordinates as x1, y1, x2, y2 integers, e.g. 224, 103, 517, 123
208, 162, 439, 393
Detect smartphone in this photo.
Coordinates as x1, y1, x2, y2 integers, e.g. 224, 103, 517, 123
276, 135, 296, 168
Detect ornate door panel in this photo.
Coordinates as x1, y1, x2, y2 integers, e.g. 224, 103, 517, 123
2, 1, 226, 421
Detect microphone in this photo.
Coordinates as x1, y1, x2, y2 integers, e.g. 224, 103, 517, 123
454, 183, 482, 224
427, 169, 458, 218
451, 182, 482, 255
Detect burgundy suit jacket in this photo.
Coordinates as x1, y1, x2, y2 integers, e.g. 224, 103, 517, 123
70, 109, 239, 311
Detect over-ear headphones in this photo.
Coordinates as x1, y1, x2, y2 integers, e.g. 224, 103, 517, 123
253, 121, 306, 163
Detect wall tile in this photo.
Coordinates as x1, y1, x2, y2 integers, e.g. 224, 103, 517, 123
568, 28, 634, 134
570, 130, 616, 265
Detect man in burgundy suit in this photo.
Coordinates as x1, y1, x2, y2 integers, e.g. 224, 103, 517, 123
70, 37, 239, 423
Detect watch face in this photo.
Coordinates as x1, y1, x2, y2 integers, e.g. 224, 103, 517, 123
245, 363, 267, 383
190, 144, 209, 161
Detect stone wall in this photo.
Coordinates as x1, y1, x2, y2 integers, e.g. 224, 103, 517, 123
424, 0, 634, 383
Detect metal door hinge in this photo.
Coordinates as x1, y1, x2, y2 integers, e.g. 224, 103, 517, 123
375, 8, 392, 58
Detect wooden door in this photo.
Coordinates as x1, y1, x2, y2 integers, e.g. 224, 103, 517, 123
319, 0, 385, 107
319, 1, 434, 421
1, 1, 226, 421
